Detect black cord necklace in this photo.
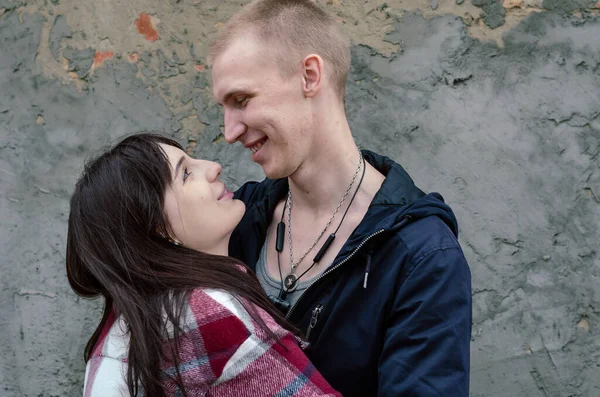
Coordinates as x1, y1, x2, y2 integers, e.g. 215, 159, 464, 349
268, 155, 367, 314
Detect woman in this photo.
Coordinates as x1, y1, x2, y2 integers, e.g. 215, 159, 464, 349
66, 133, 340, 396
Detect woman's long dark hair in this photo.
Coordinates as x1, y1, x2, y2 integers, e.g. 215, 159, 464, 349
66, 133, 295, 396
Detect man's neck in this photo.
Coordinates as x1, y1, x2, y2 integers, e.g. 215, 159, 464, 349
288, 147, 357, 210
285, 105, 383, 217
283, 95, 386, 219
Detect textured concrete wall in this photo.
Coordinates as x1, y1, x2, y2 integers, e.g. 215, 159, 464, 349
1, 0, 599, 396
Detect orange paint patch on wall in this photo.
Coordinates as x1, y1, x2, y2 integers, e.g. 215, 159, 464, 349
93, 51, 114, 69
503, 0, 523, 8
135, 13, 158, 42
194, 64, 206, 72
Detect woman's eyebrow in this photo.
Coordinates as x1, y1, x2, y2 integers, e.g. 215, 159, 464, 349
173, 155, 185, 179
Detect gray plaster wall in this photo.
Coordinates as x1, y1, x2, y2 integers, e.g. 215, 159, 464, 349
1, 1, 599, 396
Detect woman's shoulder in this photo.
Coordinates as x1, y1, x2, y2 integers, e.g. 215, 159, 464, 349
89, 312, 129, 361
188, 288, 241, 312
160, 288, 281, 391
182, 288, 281, 337
86, 289, 240, 360
182, 289, 341, 396
176, 288, 289, 359
183, 288, 241, 322
84, 314, 129, 397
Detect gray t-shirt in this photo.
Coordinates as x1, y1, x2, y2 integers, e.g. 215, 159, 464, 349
256, 234, 317, 307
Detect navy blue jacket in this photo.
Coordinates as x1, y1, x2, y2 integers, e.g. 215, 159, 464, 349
230, 150, 472, 396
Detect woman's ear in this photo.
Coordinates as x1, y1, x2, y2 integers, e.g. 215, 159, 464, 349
169, 237, 183, 246
157, 230, 182, 246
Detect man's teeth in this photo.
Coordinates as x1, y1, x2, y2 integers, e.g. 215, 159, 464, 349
250, 141, 264, 154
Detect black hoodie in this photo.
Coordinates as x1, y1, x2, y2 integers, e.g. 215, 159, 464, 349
230, 150, 472, 396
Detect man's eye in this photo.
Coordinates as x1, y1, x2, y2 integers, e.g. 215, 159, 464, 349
236, 97, 249, 107
183, 167, 191, 182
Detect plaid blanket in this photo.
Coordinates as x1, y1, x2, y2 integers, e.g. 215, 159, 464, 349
83, 289, 341, 396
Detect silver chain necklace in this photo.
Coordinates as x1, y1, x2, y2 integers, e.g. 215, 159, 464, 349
285, 151, 364, 278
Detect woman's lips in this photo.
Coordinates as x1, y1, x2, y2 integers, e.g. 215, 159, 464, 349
218, 189, 234, 201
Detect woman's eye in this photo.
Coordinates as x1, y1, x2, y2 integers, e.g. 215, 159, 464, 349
183, 167, 191, 182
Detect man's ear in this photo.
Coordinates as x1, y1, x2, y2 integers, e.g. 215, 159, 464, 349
301, 54, 323, 98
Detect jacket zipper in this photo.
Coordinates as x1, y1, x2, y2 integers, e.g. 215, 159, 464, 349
305, 304, 324, 340
286, 229, 386, 319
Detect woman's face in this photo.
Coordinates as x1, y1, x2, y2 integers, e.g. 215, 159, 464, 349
160, 144, 245, 255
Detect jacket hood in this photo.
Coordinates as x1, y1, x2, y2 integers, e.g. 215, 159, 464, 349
343, 150, 460, 290
353, 150, 458, 238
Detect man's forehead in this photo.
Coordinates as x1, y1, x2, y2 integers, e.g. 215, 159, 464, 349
211, 40, 275, 100
211, 67, 255, 102
214, 35, 265, 70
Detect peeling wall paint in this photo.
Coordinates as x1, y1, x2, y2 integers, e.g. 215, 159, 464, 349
1, 0, 599, 396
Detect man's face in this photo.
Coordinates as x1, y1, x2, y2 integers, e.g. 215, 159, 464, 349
212, 35, 312, 179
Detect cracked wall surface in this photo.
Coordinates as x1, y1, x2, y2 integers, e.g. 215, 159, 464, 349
1, 0, 599, 396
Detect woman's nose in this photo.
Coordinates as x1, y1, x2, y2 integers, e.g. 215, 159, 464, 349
205, 161, 222, 182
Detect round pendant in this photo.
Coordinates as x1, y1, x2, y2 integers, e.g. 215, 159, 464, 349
283, 273, 299, 292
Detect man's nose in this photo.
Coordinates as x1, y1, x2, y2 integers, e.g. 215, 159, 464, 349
223, 108, 247, 144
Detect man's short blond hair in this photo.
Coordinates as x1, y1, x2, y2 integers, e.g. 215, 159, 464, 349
210, 0, 351, 98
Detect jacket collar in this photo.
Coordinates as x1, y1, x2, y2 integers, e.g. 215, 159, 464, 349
249, 150, 428, 246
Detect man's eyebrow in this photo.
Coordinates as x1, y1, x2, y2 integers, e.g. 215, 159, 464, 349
173, 155, 185, 180
222, 87, 251, 104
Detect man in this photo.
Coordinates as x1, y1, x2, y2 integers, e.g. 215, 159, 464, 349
210, 0, 472, 395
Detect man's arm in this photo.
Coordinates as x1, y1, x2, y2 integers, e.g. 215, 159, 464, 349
378, 246, 472, 397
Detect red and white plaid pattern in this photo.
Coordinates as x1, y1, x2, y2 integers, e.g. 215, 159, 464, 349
84, 289, 341, 396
